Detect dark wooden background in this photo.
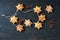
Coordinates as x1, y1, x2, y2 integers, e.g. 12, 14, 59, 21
0, 0, 60, 40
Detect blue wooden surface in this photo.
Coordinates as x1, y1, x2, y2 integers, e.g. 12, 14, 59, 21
0, 0, 60, 40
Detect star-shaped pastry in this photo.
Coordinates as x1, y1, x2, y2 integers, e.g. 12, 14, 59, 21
34, 21, 42, 29
16, 3, 24, 11
10, 15, 18, 24
24, 19, 32, 27
33, 6, 42, 14
45, 5, 53, 13
16, 24, 24, 32
39, 14, 46, 22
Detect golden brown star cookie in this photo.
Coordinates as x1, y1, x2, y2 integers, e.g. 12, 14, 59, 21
34, 21, 42, 29
10, 15, 18, 24
33, 6, 42, 14
24, 19, 32, 27
45, 5, 53, 13
16, 3, 24, 11
39, 14, 46, 22
16, 24, 24, 32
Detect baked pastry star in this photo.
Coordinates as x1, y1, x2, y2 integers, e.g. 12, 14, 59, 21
24, 19, 32, 27
10, 15, 18, 24
16, 3, 24, 11
45, 5, 53, 13
16, 24, 24, 32
33, 6, 42, 14
34, 21, 42, 29
39, 14, 46, 22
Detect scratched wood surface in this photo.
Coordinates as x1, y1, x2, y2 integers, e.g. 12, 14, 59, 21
0, 0, 60, 40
